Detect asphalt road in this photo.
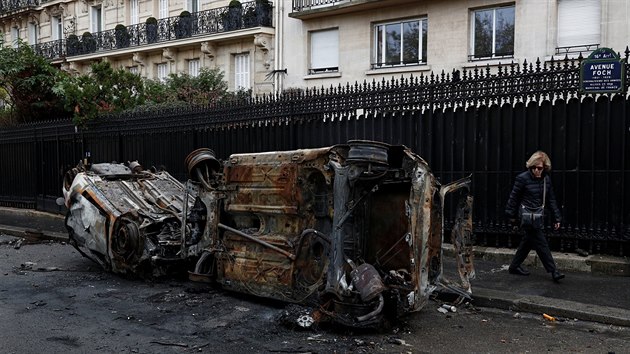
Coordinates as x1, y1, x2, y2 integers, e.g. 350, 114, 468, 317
1, 238, 629, 354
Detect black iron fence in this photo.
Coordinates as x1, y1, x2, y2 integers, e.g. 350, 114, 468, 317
31, 1, 273, 60
1, 54, 629, 255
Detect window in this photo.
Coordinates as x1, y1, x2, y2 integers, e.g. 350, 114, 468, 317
91, 5, 103, 33
157, 63, 169, 82
52, 16, 63, 40
374, 18, 427, 68
159, 0, 169, 19
188, 0, 200, 13
188, 59, 200, 77
130, 0, 139, 25
11, 27, 19, 48
471, 5, 515, 59
557, 0, 600, 50
129, 66, 139, 75
28, 23, 38, 45
234, 53, 250, 90
309, 29, 338, 74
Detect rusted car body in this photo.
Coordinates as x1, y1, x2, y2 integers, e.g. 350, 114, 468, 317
62, 141, 474, 327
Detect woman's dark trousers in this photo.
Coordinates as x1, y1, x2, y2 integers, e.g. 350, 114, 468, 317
510, 227, 557, 273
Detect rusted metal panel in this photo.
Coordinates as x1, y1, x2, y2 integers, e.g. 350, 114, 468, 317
61, 141, 474, 328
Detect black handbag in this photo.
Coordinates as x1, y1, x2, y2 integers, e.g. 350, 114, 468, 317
520, 178, 546, 229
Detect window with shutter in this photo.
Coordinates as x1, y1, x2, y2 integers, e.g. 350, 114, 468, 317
91, 5, 103, 33
11, 27, 19, 48
557, 0, 600, 50
234, 53, 250, 90
159, 0, 169, 19
157, 63, 169, 82
188, 0, 200, 13
52, 16, 63, 40
189, 59, 200, 77
28, 23, 38, 45
310, 29, 339, 74
130, 0, 139, 24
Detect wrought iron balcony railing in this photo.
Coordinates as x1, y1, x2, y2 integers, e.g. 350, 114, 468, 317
31, 1, 273, 60
292, 0, 349, 12
0, 0, 39, 15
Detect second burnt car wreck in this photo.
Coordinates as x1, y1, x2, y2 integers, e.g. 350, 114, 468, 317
61, 140, 474, 328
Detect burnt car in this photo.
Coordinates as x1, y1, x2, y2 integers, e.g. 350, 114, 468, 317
61, 141, 474, 327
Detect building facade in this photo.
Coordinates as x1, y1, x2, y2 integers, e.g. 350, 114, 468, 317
0, 0, 276, 94
280, 0, 630, 90
2, 0, 630, 95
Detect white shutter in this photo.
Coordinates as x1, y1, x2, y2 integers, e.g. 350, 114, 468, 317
159, 0, 169, 19
557, 0, 600, 48
52, 16, 62, 40
91, 6, 103, 32
130, 0, 139, 24
28, 23, 38, 45
310, 29, 338, 71
189, 59, 200, 77
188, 0, 199, 13
11, 27, 19, 48
157, 63, 169, 81
235, 53, 250, 90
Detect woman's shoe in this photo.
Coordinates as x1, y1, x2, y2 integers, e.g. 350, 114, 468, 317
508, 265, 530, 276
552, 271, 565, 282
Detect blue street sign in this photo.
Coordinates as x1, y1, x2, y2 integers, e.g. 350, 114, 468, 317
580, 48, 626, 94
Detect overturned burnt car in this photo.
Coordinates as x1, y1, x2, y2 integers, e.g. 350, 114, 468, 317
61, 141, 474, 327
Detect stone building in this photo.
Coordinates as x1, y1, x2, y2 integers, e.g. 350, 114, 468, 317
0, 0, 275, 94
280, 0, 630, 90
2, 1, 630, 95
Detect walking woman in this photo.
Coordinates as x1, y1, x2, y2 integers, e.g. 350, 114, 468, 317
505, 151, 565, 282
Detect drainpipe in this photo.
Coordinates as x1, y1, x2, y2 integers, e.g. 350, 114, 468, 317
274, 0, 284, 94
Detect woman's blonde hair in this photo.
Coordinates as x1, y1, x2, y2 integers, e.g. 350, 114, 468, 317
525, 151, 551, 171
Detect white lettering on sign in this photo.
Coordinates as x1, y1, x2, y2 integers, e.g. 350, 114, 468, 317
590, 63, 616, 77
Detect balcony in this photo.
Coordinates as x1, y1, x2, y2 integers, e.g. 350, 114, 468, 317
31, 1, 273, 61
0, 0, 39, 17
290, 0, 418, 19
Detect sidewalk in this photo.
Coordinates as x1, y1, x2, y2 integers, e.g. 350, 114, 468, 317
1, 207, 629, 327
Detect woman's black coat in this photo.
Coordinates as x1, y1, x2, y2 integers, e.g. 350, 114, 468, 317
505, 170, 562, 224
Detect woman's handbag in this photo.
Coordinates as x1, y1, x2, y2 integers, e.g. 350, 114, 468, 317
520, 179, 546, 229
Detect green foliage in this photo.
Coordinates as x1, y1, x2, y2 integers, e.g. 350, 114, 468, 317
57, 61, 145, 125
146, 17, 158, 25
0, 39, 68, 124
145, 68, 229, 106
229, 0, 242, 8
180, 10, 191, 17
115, 24, 127, 31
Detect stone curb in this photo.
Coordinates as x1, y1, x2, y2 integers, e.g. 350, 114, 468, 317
443, 244, 630, 276
0, 224, 69, 243
472, 287, 630, 327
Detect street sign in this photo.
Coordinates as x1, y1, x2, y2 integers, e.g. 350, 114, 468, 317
580, 48, 626, 94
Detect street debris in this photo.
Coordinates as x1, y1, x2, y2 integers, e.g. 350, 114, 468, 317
13, 238, 24, 249
60, 141, 475, 328
441, 304, 457, 312
543, 313, 557, 321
